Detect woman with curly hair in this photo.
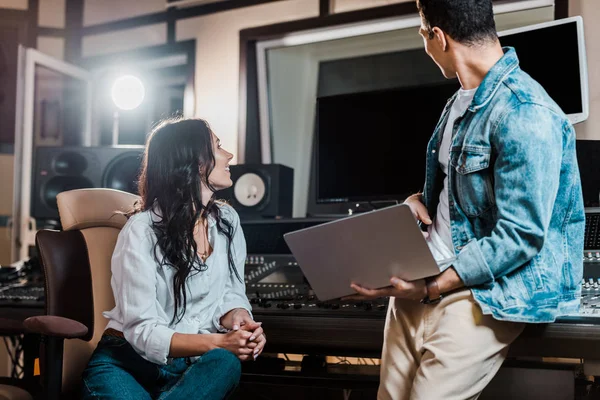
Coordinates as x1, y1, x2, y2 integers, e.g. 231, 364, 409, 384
81, 118, 265, 399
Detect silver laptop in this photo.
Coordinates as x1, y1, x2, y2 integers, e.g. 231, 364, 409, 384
283, 204, 447, 301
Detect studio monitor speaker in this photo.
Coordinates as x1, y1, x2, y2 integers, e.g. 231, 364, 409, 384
217, 164, 293, 219
32, 146, 144, 219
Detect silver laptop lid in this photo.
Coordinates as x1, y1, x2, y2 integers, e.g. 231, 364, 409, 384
283, 204, 442, 301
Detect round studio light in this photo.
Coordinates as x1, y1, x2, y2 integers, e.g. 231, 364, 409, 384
111, 75, 145, 110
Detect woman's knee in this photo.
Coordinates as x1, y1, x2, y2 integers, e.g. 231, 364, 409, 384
203, 348, 241, 380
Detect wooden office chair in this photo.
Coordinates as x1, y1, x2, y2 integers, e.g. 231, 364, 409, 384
24, 189, 138, 400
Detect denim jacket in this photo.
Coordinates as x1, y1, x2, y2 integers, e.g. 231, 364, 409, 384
423, 47, 585, 323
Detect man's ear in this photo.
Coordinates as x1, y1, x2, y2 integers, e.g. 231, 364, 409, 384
432, 27, 448, 52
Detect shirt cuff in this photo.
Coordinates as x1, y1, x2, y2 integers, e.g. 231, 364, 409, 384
213, 303, 254, 333
142, 325, 176, 365
452, 240, 495, 287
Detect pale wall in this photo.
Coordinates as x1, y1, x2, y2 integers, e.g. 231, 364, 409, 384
0, 0, 26, 9
333, 0, 411, 13
83, 0, 164, 26
570, 0, 600, 140
82, 23, 167, 57
37, 36, 65, 59
39, 0, 65, 28
176, 0, 320, 162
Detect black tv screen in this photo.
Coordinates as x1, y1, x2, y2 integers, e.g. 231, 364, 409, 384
316, 19, 587, 204
576, 140, 600, 207
500, 20, 584, 117
316, 82, 459, 203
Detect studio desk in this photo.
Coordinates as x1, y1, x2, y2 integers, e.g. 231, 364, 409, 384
1, 257, 600, 378
245, 254, 600, 366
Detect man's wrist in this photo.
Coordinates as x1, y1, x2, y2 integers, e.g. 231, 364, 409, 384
437, 266, 463, 293
422, 276, 442, 304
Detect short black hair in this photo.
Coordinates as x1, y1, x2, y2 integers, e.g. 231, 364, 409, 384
417, 0, 498, 45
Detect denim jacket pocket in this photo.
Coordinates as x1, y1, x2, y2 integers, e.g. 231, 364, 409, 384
522, 256, 545, 293
451, 148, 495, 217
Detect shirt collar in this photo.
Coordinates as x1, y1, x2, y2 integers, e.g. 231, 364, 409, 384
468, 47, 519, 112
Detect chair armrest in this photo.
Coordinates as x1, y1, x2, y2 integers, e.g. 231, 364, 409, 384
23, 316, 88, 339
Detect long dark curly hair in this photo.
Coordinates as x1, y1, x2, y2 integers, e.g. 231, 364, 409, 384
129, 118, 241, 324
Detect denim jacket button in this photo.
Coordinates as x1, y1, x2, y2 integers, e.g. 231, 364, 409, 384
432, 149, 436, 153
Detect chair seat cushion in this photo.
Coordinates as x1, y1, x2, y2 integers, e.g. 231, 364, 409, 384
0, 385, 32, 400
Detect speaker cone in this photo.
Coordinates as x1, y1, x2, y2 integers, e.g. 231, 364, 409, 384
102, 152, 142, 194
233, 172, 266, 208
53, 152, 87, 175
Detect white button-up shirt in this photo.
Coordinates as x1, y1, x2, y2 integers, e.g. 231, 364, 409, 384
103, 204, 252, 365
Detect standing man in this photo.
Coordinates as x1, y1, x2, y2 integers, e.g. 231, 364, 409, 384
349, 0, 585, 398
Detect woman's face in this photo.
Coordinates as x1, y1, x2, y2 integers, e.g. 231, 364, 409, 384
207, 131, 234, 191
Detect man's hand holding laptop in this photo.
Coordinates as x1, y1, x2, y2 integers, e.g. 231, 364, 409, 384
345, 193, 463, 301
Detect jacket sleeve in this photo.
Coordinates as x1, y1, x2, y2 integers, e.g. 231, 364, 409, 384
212, 208, 253, 331
112, 219, 176, 365
451, 103, 566, 287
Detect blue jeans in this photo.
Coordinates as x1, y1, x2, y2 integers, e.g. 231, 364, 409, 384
81, 335, 241, 399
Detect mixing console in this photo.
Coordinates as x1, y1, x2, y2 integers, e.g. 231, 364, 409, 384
584, 252, 600, 263
245, 254, 388, 316
585, 211, 600, 249
246, 251, 600, 321
245, 250, 600, 358
579, 283, 600, 317
581, 210, 600, 317
0, 282, 45, 307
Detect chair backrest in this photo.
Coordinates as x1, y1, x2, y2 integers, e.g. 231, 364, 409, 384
53, 188, 138, 394
36, 230, 95, 339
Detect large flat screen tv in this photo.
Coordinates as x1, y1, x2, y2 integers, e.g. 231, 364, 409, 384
316, 17, 589, 204
499, 16, 589, 124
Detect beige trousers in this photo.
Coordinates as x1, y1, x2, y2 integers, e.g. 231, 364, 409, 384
378, 289, 525, 400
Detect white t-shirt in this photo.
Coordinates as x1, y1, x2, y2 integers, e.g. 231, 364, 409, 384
426, 87, 478, 263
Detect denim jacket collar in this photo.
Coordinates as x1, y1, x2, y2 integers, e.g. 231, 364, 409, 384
469, 47, 519, 112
